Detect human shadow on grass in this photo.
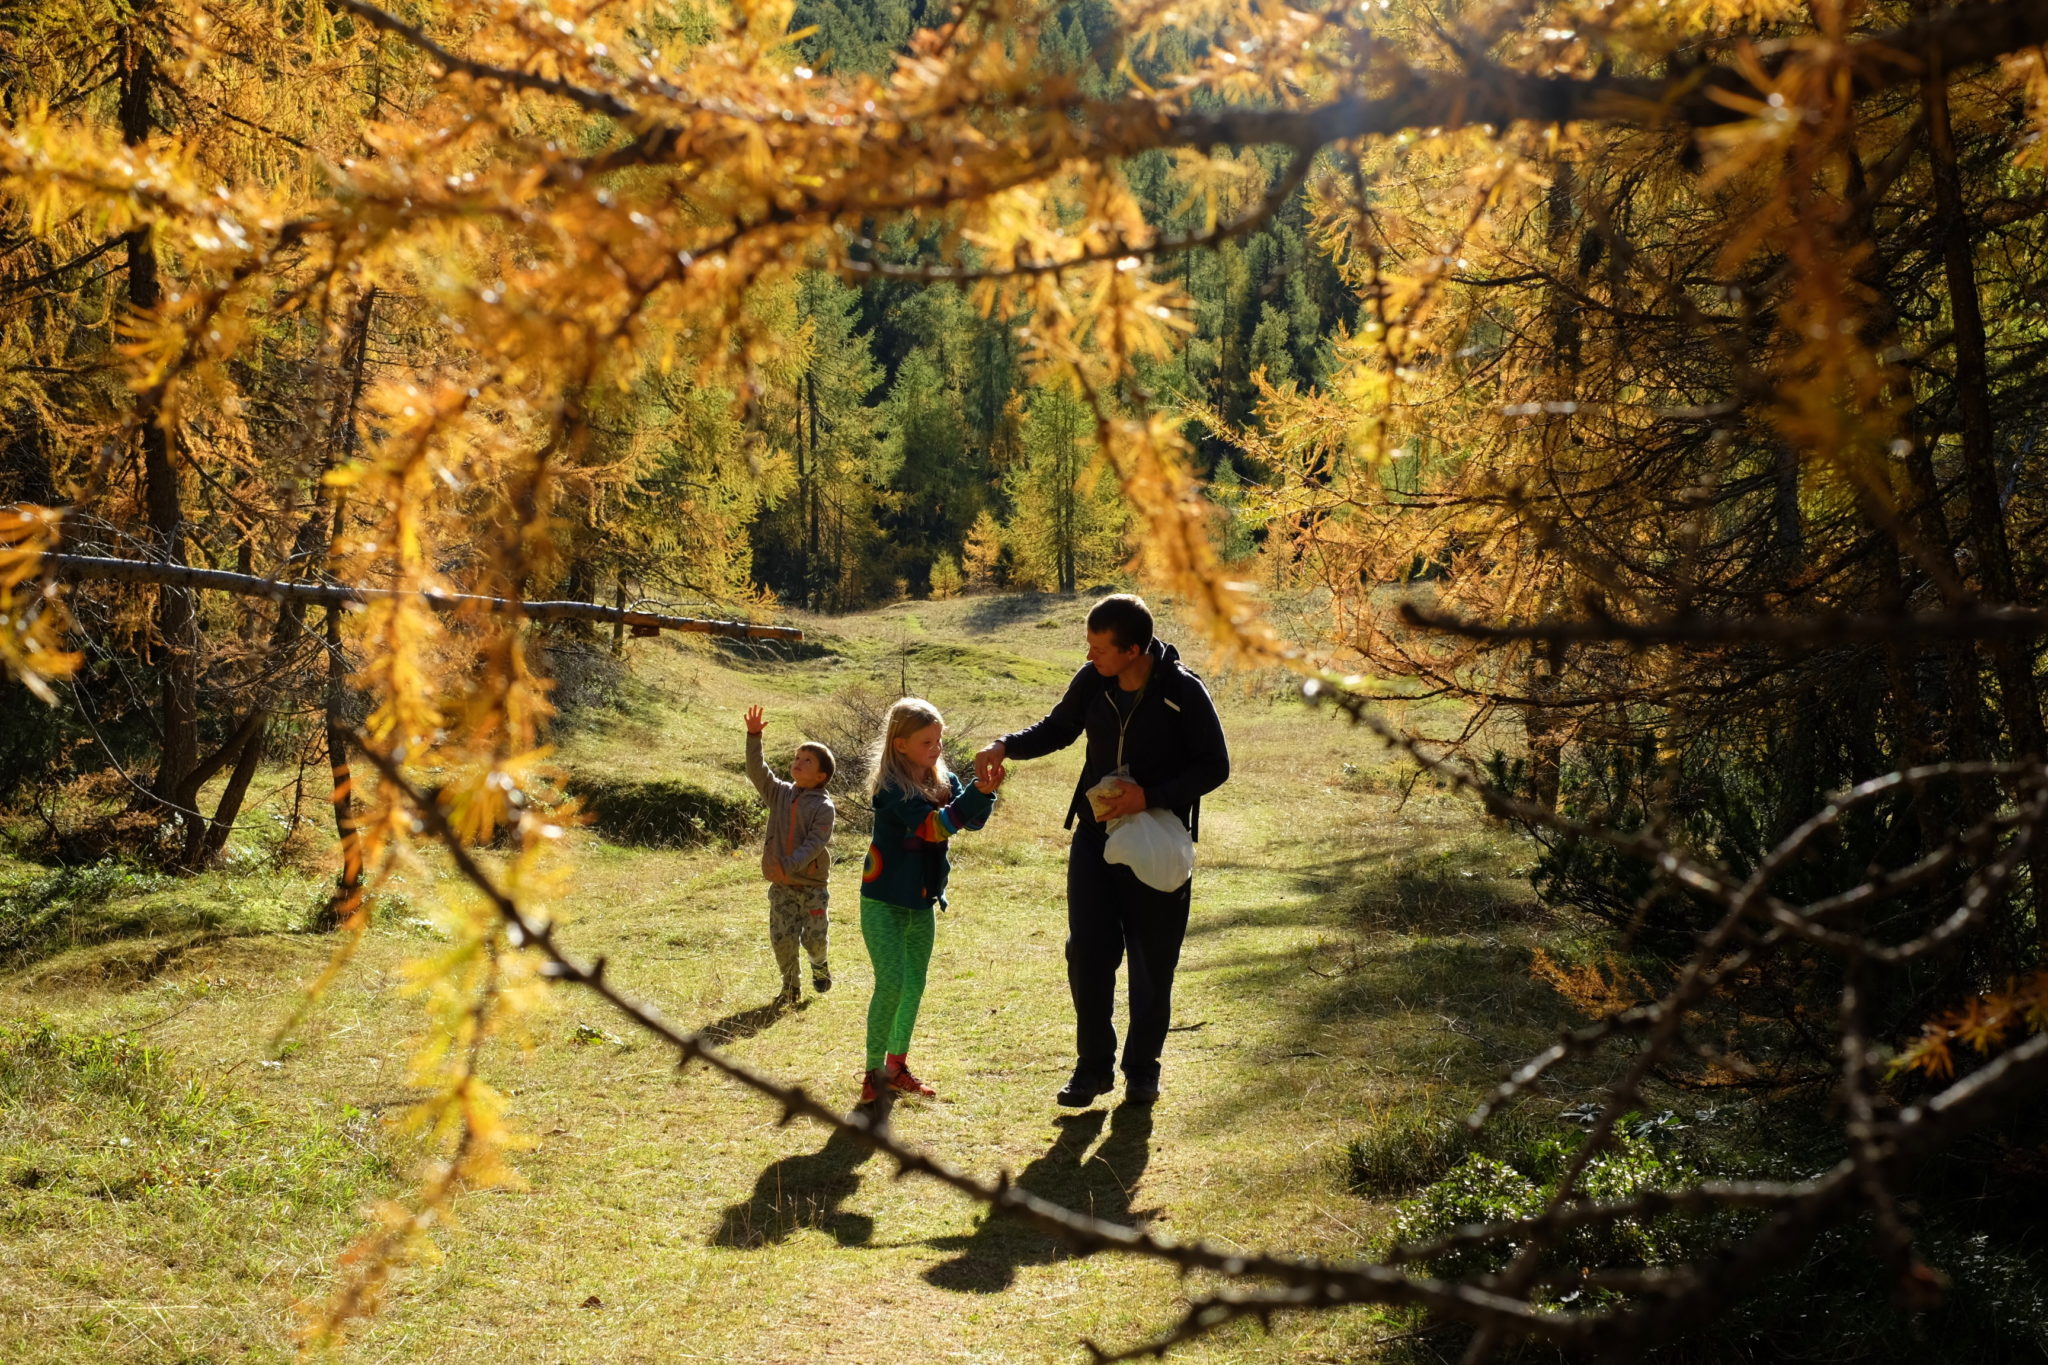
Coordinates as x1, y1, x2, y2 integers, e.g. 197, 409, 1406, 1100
709, 1126, 879, 1249
921, 1103, 1154, 1293
697, 997, 798, 1046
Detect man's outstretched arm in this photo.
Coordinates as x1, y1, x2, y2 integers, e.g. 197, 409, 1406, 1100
979, 665, 1091, 775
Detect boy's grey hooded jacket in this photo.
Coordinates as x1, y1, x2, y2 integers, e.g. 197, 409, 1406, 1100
746, 731, 835, 886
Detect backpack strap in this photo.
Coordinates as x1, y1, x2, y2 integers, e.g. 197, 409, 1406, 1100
1166, 662, 1202, 841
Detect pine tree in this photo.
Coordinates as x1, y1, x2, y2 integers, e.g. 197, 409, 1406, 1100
880, 347, 980, 594
961, 509, 1005, 590
1004, 384, 1126, 593
748, 273, 887, 609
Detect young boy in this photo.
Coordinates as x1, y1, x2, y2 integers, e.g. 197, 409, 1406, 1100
744, 705, 837, 1005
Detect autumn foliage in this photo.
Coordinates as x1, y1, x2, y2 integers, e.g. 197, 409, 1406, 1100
4, 0, 2048, 1356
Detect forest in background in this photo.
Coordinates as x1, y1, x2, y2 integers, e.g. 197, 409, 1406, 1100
3, 0, 2048, 1357
0, 0, 1350, 876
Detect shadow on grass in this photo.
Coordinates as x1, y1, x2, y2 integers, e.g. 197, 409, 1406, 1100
709, 1126, 879, 1248
1331, 837, 1546, 936
960, 592, 1065, 635
697, 998, 796, 1046
922, 1102, 1154, 1293
0, 860, 319, 978
1178, 879, 1576, 1144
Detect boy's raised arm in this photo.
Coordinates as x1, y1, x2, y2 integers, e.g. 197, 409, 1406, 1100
743, 706, 786, 799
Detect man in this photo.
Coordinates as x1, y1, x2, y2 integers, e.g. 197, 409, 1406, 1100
974, 594, 1229, 1106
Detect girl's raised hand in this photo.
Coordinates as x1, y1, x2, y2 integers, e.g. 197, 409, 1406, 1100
975, 762, 1005, 794
744, 705, 766, 734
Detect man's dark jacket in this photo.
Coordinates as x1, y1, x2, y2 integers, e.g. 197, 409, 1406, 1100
998, 638, 1229, 838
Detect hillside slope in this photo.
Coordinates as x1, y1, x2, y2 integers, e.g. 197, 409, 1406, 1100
0, 593, 1551, 1364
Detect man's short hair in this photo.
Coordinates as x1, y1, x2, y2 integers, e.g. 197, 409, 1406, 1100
797, 740, 836, 781
1087, 594, 1154, 652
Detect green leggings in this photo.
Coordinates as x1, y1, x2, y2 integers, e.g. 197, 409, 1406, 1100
860, 896, 935, 1070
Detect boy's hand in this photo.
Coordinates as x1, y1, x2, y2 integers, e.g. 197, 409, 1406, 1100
744, 705, 766, 734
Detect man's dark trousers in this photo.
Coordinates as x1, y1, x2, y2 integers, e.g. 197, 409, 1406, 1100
1066, 819, 1191, 1087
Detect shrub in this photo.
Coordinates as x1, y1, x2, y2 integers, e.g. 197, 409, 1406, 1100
539, 639, 629, 720
800, 683, 985, 834
571, 776, 758, 847
0, 860, 170, 965
1387, 1155, 1545, 1279
1387, 1127, 1707, 1284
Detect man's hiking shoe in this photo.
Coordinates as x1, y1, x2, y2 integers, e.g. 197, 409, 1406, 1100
1123, 1077, 1161, 1105
775, 984, 802, 1007
812, 967, 832, 993
1056, 1072, 1114, 1107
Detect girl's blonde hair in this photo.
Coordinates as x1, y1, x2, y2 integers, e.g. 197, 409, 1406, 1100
869, 696, 951, 801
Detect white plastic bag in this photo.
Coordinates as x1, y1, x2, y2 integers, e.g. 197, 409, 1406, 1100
1104, 807, 1195, 893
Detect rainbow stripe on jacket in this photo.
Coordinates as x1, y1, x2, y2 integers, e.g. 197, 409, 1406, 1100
860, 770, 996, 911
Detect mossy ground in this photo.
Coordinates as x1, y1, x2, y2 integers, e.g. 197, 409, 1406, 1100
0, 593, 1575, 1364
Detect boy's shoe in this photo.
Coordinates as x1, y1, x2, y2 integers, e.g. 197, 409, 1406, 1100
857, 1069, 885, 1106
812, 966, 832, 993
1056, 1070, 1114, 1107
1123, 1076, 1161, 1105
775, 983, 802, 1007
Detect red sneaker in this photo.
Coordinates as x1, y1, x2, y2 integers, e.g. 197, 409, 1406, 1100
886, 1062, 937, 1098
858, 1070, 881, 1106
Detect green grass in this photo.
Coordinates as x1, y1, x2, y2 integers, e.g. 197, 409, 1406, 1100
0, 859, 329, 985
0, 592, 1583, 1363
0, 1017, 394, 1362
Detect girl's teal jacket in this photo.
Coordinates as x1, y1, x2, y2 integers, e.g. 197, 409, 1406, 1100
861, 771, 996, 911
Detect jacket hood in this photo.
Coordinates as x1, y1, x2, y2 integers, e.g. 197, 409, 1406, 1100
1138, 636, 1188, 684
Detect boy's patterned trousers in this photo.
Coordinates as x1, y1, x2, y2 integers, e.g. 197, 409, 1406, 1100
768, 884, 830, 992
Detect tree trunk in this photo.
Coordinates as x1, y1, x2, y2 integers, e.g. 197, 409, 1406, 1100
1522, 162, 1579, 813
315, 288, 377, 928
1923, 58, 2048, 942
804, 370, 823, 607
1839, 145, 1963, 866
122, 26, 202, 847
319, 599, 363, 931
1067, 417, 1086, 593
197, 718, 267, 865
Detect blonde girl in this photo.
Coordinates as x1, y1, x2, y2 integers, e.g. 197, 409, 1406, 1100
855, 697, 1001, 1105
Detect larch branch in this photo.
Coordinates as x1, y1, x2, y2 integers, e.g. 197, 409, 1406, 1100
42, 553, 800, 642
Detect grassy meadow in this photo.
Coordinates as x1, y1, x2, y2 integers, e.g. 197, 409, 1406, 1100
0, 593, 1585, 1364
